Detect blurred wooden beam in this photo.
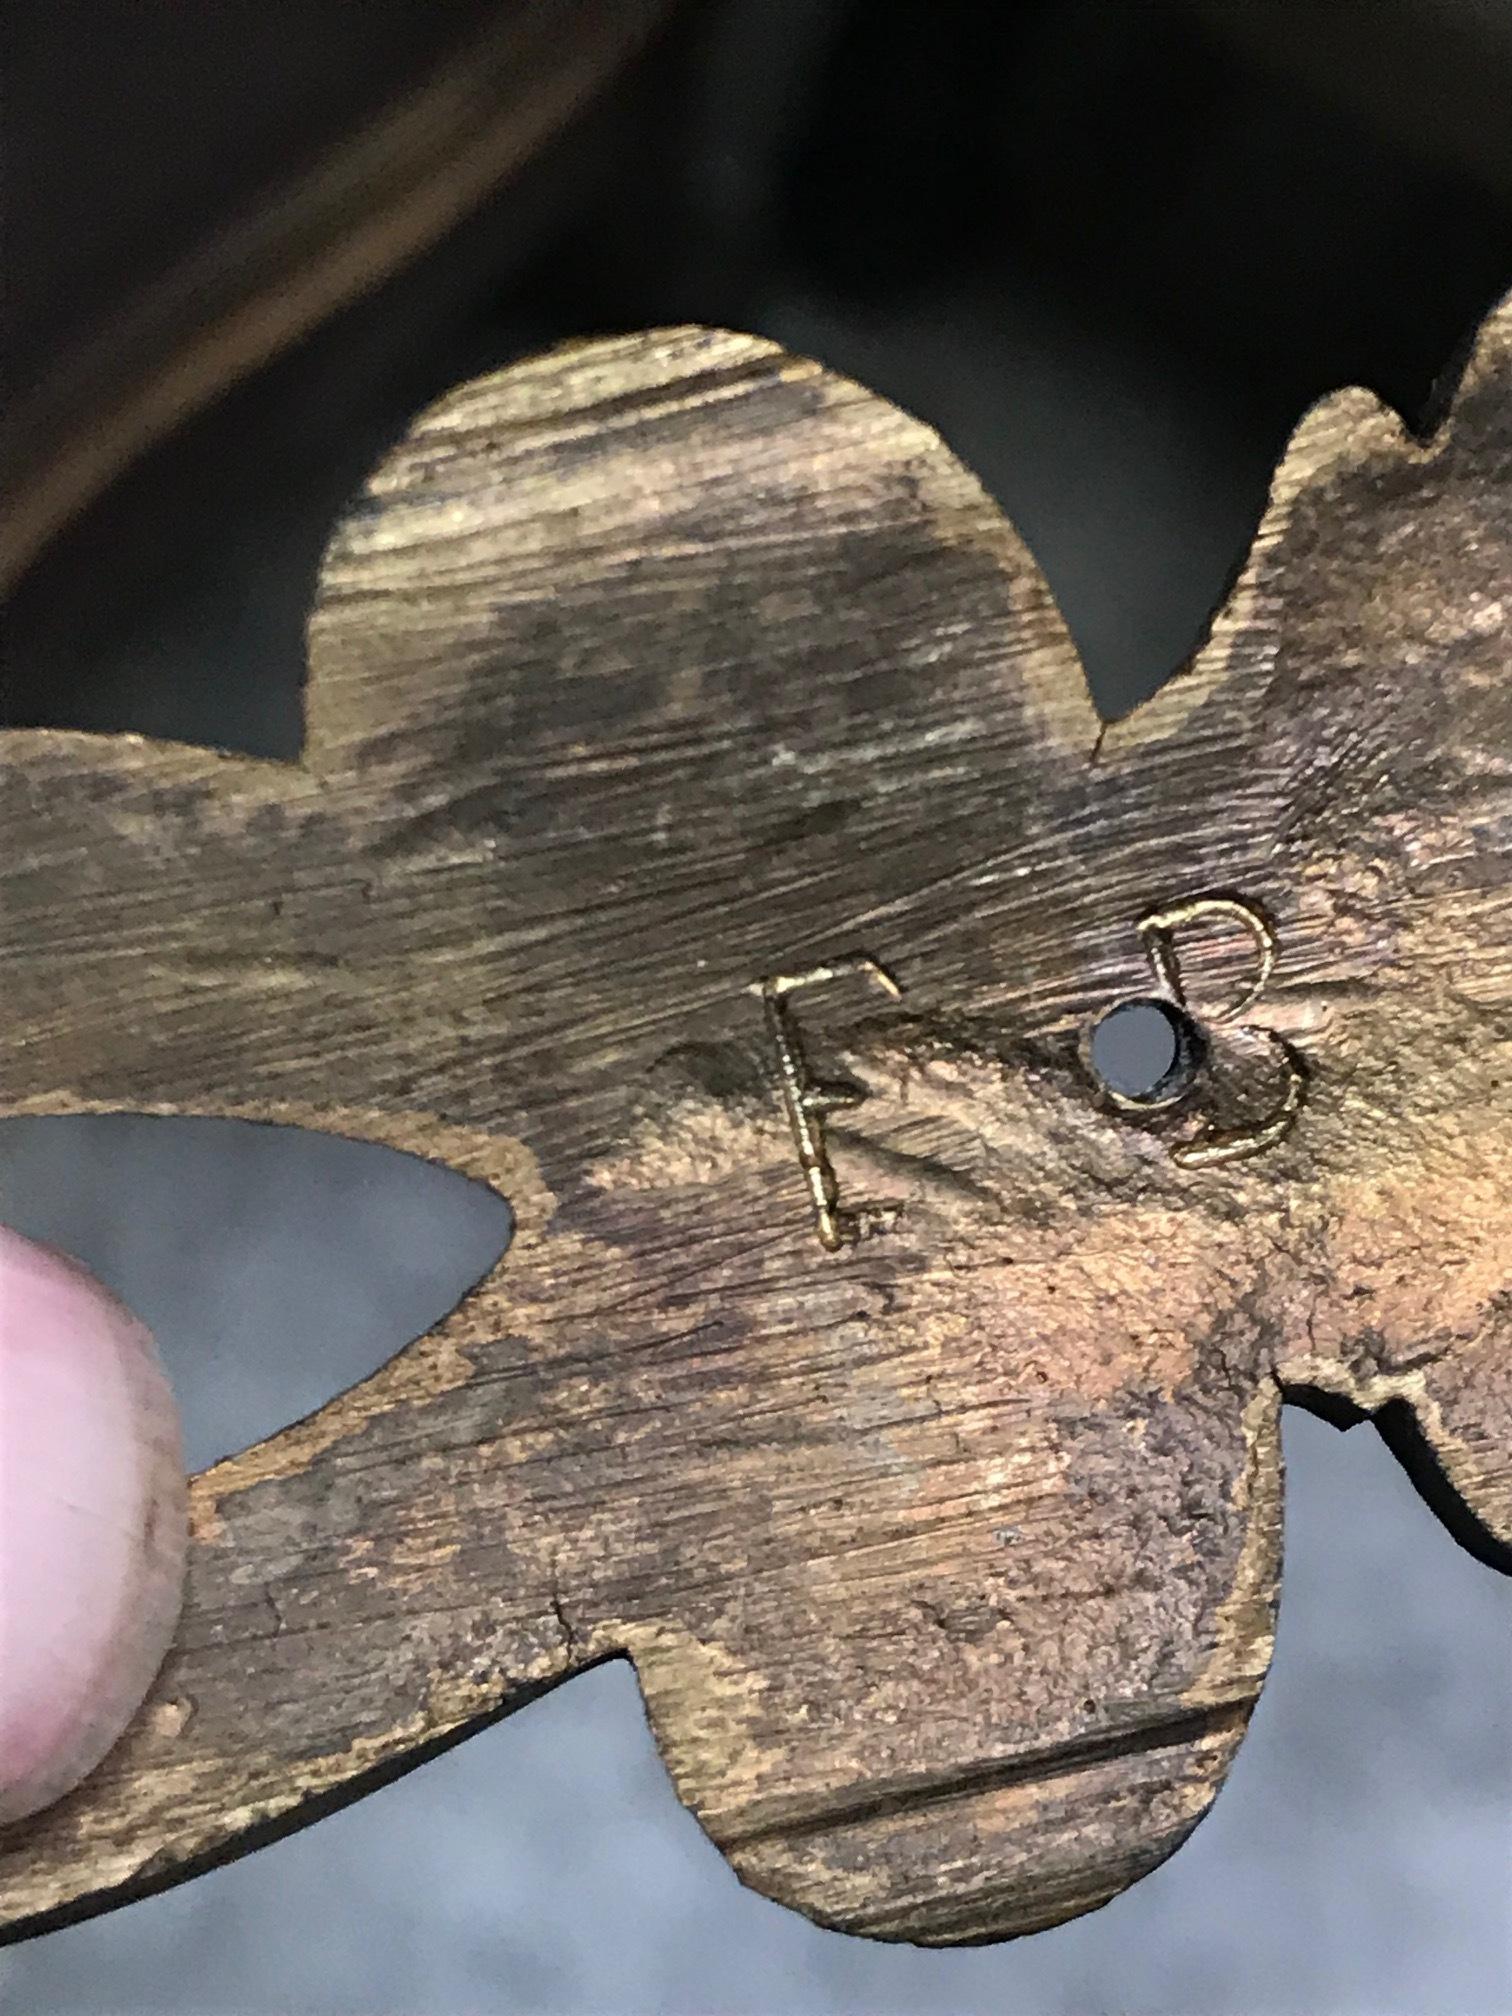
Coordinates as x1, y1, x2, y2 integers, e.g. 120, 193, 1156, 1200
1, 0, 681, 594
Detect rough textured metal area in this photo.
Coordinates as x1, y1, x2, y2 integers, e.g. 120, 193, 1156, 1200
1, 294, 1508, 1945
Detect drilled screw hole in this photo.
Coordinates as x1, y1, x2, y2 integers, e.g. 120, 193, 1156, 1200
1089, 997, 1203, 1107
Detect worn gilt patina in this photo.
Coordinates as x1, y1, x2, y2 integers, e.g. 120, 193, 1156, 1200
1, 290, 1509, 1944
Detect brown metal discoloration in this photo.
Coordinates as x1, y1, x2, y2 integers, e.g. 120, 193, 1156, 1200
2, 304, 1508, 1944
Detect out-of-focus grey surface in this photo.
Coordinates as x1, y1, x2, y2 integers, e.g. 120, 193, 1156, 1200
4, 3, 1512, 2007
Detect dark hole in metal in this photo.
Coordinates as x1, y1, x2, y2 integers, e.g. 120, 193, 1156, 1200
1089, 997, 1202, 1106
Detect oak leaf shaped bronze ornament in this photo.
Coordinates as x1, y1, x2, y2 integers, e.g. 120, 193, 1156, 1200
2, 292, 1509, 1947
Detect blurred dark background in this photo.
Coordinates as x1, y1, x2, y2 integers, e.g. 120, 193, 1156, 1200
3, 3, 1511, 2011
